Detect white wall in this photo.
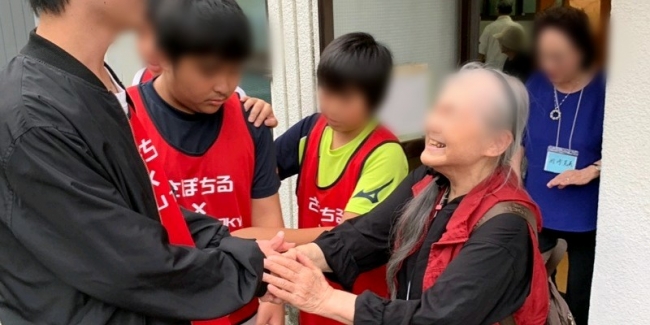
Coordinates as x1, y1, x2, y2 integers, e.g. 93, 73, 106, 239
105, 32, 141, 84
0, 0, 36, 66
267, 0, 320, 228
590, 0, 650, 323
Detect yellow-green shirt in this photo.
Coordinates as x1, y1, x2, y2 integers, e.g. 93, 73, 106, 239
276, 114, 408, 215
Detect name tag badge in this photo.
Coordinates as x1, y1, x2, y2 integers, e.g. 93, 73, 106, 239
544, 146, 579, 174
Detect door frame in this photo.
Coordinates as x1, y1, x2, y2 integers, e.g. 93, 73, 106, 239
458, 0, 482, 64
317, 0, 334, 53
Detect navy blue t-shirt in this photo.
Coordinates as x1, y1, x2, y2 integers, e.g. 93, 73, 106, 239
275, 113, 321, 180
140, 81, 280, 199
523, 71, 605, 232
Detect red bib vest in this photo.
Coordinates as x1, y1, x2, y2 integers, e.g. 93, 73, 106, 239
128, 101, 228, 325
409, 168, 549, 325
128, 86, 258, 325
296, 116, 398, 325
139, 68, 155, 84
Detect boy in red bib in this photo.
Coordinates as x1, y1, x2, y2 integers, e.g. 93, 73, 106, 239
127, 0, 284, 324
234, 33, 408, 325
131, 0, 273, 128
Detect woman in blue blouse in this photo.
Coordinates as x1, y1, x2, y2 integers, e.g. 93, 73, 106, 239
513, 7, 604, 325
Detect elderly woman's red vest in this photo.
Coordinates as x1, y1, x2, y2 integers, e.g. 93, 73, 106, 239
410, 168, 549, 325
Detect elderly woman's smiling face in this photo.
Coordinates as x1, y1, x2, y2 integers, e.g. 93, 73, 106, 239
421, 71, 512, 172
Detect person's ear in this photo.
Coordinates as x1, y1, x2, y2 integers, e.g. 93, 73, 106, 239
157, 54, 174, 74
484, 130, 513, 158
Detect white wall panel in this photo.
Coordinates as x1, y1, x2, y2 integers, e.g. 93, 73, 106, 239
590, 0, 650, 323
0, 0, 36, 67
268, 0, 320, 229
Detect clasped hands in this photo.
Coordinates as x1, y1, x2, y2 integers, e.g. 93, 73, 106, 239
256, 234, 334, 315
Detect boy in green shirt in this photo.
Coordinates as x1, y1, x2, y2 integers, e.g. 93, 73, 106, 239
234, 32, 407, 244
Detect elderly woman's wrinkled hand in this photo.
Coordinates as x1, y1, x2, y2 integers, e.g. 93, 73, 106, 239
260, 249, 299, 304
261, 251, 334, 314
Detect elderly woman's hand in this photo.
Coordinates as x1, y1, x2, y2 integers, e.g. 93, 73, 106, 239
262, 251, 335, 315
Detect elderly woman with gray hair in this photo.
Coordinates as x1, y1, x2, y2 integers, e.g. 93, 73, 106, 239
261, 63, 549, 325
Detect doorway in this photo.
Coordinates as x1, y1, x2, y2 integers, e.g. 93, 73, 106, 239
458, 0, 610, 66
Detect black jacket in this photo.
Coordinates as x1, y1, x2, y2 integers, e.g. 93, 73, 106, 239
0, 32, 264, 325
315, 166, 533, 325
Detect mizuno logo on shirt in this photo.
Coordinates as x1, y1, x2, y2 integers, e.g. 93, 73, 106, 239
353, 179, 394, 204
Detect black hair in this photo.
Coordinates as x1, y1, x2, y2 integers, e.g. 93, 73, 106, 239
29, 0, 69, 15
152, 0, 251, 62
317, 32, 393, 110
497, 0, 514, 15
534, 6, 596, 69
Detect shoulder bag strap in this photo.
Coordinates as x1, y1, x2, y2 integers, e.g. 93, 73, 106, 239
473, 202, 538, 325
473, 202, 538, 238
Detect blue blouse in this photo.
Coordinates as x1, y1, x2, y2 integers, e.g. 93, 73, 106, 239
523, 71, 605, 232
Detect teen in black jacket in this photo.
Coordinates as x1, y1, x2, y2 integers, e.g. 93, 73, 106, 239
0, 1, 278, 323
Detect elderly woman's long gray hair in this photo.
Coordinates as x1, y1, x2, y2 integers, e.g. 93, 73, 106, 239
385, 63, 530, 298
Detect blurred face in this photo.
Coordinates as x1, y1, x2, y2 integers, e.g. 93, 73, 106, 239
162, 55, 242, 114
318, 87, 371, 133
95, 0, 146, 31
136, 23, 162, 75
421, 72, 512, 172
537, 27, 583, 83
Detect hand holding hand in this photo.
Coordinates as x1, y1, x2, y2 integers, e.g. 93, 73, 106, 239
242, 96, 278, 128
262, 252, 334, 315
259, 249, 298, 305
547, 166, 600, 189
256, 231, 296, 257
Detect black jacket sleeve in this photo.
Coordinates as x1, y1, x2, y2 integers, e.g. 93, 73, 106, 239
353, 214, 533, 325
3, 127, 264, 320
314, 168, 423, 289
181, 207, 231, 249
